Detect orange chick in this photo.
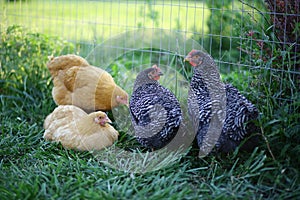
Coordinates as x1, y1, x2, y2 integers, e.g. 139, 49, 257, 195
43, 105, 119, 151
47, 54, 128, 112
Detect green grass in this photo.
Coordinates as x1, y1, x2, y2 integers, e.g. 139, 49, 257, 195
0, 0, 209, 43
1, 24, 300, 199
1, 0, 300, 196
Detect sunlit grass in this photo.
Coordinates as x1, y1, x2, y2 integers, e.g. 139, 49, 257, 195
1, 0, 210, 43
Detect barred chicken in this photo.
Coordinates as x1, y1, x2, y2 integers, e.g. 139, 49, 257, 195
47, 54, 128, 112
129, 65, 182, 150
185, 50, 260, 153
43, 105, 119, 151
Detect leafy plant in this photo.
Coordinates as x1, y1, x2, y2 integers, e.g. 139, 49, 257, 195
0, 25, 75, 121
238, 1, 300, 168
203, 0, 265, 61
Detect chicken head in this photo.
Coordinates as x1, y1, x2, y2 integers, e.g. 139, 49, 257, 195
116, 94, 129, 107
148, 64, 163, 81
93, 112, 112, 126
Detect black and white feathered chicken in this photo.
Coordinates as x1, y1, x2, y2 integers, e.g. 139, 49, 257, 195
185, 50, 260, 153
129, 65, 182, 150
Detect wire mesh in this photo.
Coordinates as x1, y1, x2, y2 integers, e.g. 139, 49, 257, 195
1, 0, 299, 102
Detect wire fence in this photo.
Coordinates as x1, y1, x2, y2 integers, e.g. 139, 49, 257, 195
1, 0, 299, 104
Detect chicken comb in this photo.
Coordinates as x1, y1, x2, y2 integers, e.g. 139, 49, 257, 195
189, 49, 198, 55
152, 64, 158, 69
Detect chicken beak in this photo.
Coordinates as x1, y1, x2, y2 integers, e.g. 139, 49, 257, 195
184, 55, 191, 62
123, 98, 129, 108
106, 116, 112, 124
155, 65, 163, 76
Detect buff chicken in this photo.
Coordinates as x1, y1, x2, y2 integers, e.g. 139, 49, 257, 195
47, 54, 128, 112
43, 105, 119, 151
185, 49, 260, 154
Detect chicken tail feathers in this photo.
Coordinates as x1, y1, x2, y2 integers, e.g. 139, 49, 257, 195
46, 54, 89, 77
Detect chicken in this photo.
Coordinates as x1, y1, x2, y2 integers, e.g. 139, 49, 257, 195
185, 49, 260, 154
129, 65, 182, 150
47, 54, 128, 112
43, 105, 119, 151
47, 54, 90, 77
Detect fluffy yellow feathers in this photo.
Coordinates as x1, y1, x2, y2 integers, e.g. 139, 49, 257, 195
47, 54, 128, 112
43, 105, 118, 151
43, 54, 126, 151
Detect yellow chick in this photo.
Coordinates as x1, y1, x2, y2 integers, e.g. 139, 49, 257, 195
47, 54, 128, 112
43, 105, 119, 151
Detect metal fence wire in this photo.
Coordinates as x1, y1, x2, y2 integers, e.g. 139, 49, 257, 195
1, 0, 299, 105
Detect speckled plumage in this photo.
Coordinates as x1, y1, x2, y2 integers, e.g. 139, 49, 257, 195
129, 66, 182, 150
186, 50, 260, 153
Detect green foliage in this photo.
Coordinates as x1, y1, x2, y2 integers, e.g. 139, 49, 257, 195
0, 25, 74, 121
203, 0, 267, 63
238, 3, 300, 169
